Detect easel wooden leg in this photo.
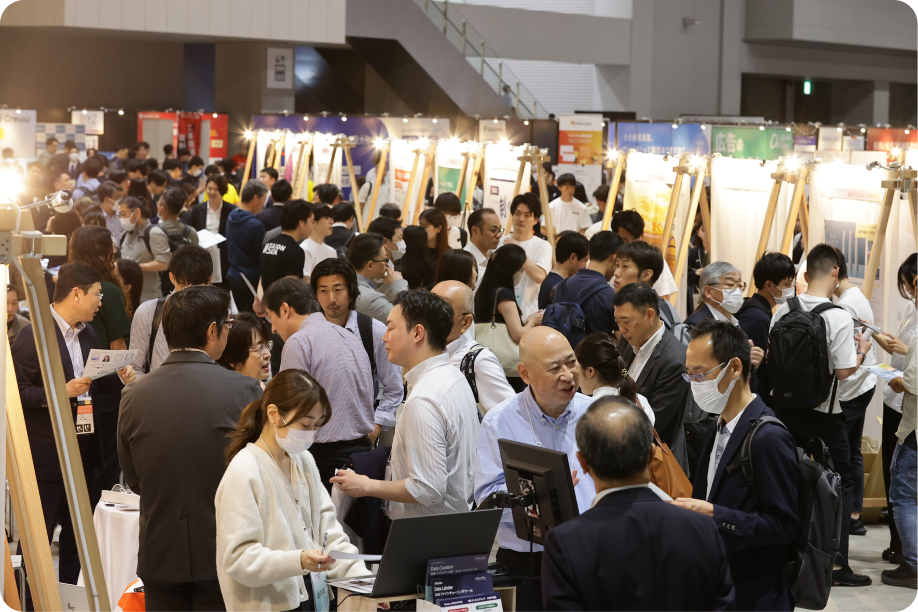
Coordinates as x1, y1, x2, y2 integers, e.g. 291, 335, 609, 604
698, 183, 712, 253
294, 140, 313, 200
601, 157, 625, 232
464, 152, 484, 225
241, 131, 258, 189
366, 145, 389, 223
909, 190, 917, 239
455, 153, 471, 199
660, 157, 688, 255
343, 146, 365, 233
797, 193, 809, 254
400, 151, 421, 222
746, 172, 785, 297
863, 174, 897, 300
325, 145, 338, 185
778, 168, 809, 257
412, 144, 437, 225
505, 157, 527, 236
672, 163, 707, 290
536, 162, 556, 248
4, 537, 20, 611
291, 140, 308, 199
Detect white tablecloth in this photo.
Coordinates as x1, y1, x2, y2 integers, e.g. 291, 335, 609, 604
78, 502, 140, 607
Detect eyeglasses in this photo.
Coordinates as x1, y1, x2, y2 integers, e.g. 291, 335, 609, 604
371, 258, 390, 265
89, 291, 103, 300
223, 318, 237, 329
712, 281, 747, 291
682, 361, 727, 383
249, 341, 274, 353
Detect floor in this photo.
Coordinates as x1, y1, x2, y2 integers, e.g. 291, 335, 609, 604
829, 523, 917, 612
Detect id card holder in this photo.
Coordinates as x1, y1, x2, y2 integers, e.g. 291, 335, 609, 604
380, 456, 393, 511
75, 399, 94, 435
310, 571, 330, 612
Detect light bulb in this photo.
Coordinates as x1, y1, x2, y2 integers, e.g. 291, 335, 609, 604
15, 109, 21, 114
403, 118, 409, 123
432, 118, 438, 123
118, 109, 124, 116
341, 116, 347, 122
786, 126, 792, 132
523, 120, 529, 125
700, 125, 706, 130
373, 138, 385, 149
493, 118, 498, 124
759, 125, 765, 131
82, 109, 88, 115
303, 115, 308, 121
672, 123, 678, 129
837, 127, 843, 132
244, 130, 254, 139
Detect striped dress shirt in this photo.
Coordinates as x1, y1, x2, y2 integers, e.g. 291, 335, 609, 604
386, 353, 479, 520
280, 313, 375, 443
50, 305, 89, 399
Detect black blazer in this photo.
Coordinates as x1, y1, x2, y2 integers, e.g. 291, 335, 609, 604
117, 350, 263, 583
625, 329, 690, 470
325, 225, 355, 253
684, 303, 715, 328
692, 395, 799, 611
189, 201, 234, 280
12, 321, 99, 482
542, 487, 736, 611
256, 203, 283, 232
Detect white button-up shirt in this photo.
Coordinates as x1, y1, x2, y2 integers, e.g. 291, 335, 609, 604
387, 353, 480, 520
629, 323, 665, 382
705, 396, 755, 500
50, 304, 89, 398
445, 332, 515, 412
709, 304, 739, 326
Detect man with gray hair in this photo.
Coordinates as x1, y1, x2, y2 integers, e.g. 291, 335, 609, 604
226, 180, 268, 312
541, 395, 736, 611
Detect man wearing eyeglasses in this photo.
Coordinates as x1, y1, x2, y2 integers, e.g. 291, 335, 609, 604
671, 319, 799, 612
118, 285, 263, 611
464, 208, 503, 288
350, 232, 407, 324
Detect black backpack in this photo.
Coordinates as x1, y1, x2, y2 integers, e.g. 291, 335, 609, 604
541, 278, 608, 349
767, 297, 841, 411
75, 182, 101, 205
727, 417, 842, 610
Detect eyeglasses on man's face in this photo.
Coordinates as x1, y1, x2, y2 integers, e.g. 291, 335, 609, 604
682, 361, 726, 383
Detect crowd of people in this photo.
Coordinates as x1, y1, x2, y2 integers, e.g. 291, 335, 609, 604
4, 139, 917, 611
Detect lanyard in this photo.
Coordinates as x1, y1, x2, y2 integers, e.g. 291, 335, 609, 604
525, 404, 545, 448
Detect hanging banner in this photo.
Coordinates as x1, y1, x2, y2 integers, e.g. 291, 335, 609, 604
388, 138, 427, 220
622, 152, 690, 258
808, 162, 890, 316
479, 120, 507, 143
866, 128, 918, 162
71, 110, 104, 135
671, 124, 711, 155
794, 134, 817, 152
559, 114, 603, 165
711, 126, 793, 160
434, 139, 471, 202
0, 109, 37, 158
843, 135, 865, 151
36, 123, 85, 156
483, 143, 527, 228
312, 132, 341, 191
709, 157, 791, 279
817, 127, 843, 151
616, 123, 710, 155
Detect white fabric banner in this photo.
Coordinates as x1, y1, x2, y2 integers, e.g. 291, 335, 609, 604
388, 139, 427, 222
482, 143, 527, 228
312, 132, 341, 193
709, 157, 791, 280
0, 109, 37, 158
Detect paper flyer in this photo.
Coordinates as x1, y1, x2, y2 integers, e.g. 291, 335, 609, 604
84, 349, 137, 380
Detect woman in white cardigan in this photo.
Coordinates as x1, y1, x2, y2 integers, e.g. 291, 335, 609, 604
574, 332, 656, 425
216, 369, 369, 611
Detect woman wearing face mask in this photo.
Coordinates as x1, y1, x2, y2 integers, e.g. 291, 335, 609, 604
474, 244, 544, 344
216, 369, 368, 611
432, 192, 467, 249
217, 313, 273, 386
395, 225, 437, 290
575, 332, 655, 424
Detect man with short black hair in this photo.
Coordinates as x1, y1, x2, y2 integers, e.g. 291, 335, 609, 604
38, 136, 58, 167
262, 278, 321, 342
258, 167, 278, 190
129, 245, 215, 375
378, 203, 400, 220
6, 284, 28, 344
367, 217, 404, 263
612, 239, 682, 331
674, 320, 799, 611
158, 187, 198, 246
501, 193, 551, 319
333, 289, 479, 519
542, 396, 736, 612
72, 156, 103, 201
300, 204, 336, 281
326, 202, 358, 255
738, 252, 796, 362
119, 285, 263, 611
162, 143, 175, 159
260, 199, 311, 291
147, 169, 170, 204
769, 243, 873, 587
162, 158, 183, 184
614, 282, 690, 471
538, 231, 590, 309
126, 158, 148, 180
134, 141, 150, 160
588, 184, 610, 225
350, 232, 408, 323
465, 208, 501, 282
226, 180, 268, 312
610, 210, 645, 243
97, 180, 124, 241
551, 231, 621, 335
549, 173, 592, 234
256, 178, 293, 232
314, 183, 342, 206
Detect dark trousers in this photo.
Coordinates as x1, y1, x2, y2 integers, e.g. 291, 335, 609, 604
228, 276, 255, 313
884, 403, 904, 553
310, 437, 372, 492
496, 548, 543, 612
774, 407, 853, 566
143, 580, 225, 611
841, 386, 876, 512
93, 396, 122, 508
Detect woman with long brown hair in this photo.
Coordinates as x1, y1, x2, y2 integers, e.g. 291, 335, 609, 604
575, 332, 656, 424
217, 369, 369, 611
419, 207, 450, 257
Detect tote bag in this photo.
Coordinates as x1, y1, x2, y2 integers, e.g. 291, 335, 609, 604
474, 288, 521, 377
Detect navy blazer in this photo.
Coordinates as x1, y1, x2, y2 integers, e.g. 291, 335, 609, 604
692, 395, 799, 611
737, 294, 773, 401
189, 201, 234, 281
684, 303, 715, 328
542, 486, 736, 611
12, 321, 99, 482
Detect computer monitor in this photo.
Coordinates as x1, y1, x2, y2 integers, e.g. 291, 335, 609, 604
498, 439, 580, 545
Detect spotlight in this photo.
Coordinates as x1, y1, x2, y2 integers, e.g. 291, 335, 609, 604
118, 109, 124, 116
82, 109, 88, 115
523, 120, 529, 126
303, 115, 309, 121
432, 118, 438, 124
759, 126, 765, 131
341, 116, 347, 122
860, 127, 866, 133
700, 125, 706, 130
244, 130, 254, 139
786, 126, 792, 132
403, 117, 409, 123
672, 123, 678, 129
373, 138, 385, 149
213, 113, 218, 118
493, 118, 498, 124
15, 109, 20, 114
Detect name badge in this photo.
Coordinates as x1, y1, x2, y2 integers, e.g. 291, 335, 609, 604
311, 571, 331, 612
75, 399, 94, 435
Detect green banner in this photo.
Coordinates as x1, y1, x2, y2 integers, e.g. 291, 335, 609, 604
437, 166, 467, 206
711, 127, 793, 160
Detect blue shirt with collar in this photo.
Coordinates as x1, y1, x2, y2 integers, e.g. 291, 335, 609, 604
474, 386, 596, 552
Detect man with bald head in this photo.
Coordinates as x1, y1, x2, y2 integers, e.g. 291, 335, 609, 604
474, 326, 597, 611
542, 396, 736, 611
433, 281, 515, 413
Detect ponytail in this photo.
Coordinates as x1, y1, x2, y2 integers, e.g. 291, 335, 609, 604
576, 332, 641, 405
615, 355, 640, 406
226, 398, 266, 463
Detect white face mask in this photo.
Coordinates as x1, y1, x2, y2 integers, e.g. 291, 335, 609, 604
111, 197, 122, 208
711, 287, 743, 314
119, 214, 136, 233
771, 285, 796, 305
189, 168, 202, 178
275, 416, 315, 454
390, 240, 406, 261
691, 363, 739, 415
69, 152, 80, 163
446, 214, 460, 229
512, 270, 524, 286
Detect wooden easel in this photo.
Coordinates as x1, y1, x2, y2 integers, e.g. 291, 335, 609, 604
462, 147, 484, 228
412, 141, 437, 225
366, 140, 390, 223
601, 152, 626, 232
325, 137, 339, 185
503, 145, 555, 246
455, 147, 473, 199
241, 131, 258, 189
864, 166, 918, 299
399, 143, 424, 222
671, 158, 709, 304
272, 135, 283, 171
659, 154, 688, 248
777, 165, 810, 260
745, 161, 788, 297
336, 135, 366, 233
292, 135, 314, 200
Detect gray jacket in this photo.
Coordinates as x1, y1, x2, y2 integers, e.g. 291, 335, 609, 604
356, 274, 409, 324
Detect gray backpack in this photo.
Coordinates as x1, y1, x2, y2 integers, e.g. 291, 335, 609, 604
728, 417, 842, 610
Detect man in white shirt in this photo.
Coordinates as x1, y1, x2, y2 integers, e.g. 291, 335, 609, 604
300, 204, 337, 281
433, 281, 515, 413
831, 248, 879, 536
465, 208, 502, 284
475, 326, 596, 611
332, 290, 479, 519
769, 243, 873, 587
499, 193, 551, 320
548, 173, 592, 235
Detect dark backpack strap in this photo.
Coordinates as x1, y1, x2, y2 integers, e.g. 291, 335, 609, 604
659, 298, 676, 330
460, 346, 486, 414
554, 278, 570, 303
459, 227, 468, 248
181, 223, 192, 239
356, 312, 377, 382
148, 297, 167, 370
141, 224, 154, 255
727, 416, 789, 502
578, 279, 610, 306
810, 300, 843, 414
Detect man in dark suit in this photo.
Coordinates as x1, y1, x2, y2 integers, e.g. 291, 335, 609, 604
256, 178, 292, 232
542, 395, 736, 611
12, 262, 132, 587
325, 202, 357, 256
48, 139, 79, 178
118, 286, 263, 610
189, 176, 234, 287
614, 282, 691, 472
673, 320, 799, 611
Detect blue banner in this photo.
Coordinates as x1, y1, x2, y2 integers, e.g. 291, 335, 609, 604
615, 123, 710, 156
